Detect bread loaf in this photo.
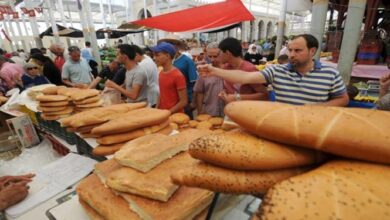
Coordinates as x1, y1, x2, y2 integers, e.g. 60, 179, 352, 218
91, 108, 170, 135
92, 143, 125, 156
189, 129, 325, 170
36, 95, 69, 102
57, 87, 80, 97
60, 102, 146, 127
41, 106, 73, 116
76, 174, 141, 220
115, 129, 210, 172
196, 114, 212, 122
171, 160, 309, 194
170, 113, 190, 124
106, 153, 194, 202
76, 99, 104, 108
71, 89, 100, 101
96, 120, 170, 145
94, 158, 213, 220
258, 160, 390, 220
79, 199, 105, 220
37, 105, 67, 112
225, 101, 390, 164
42, 86, 66, 95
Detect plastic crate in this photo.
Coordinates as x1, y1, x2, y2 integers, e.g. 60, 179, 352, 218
76, 136, 106, 161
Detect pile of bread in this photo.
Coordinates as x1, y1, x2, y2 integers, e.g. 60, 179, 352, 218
77, 129, 215, 220
170, 113, 224, 131
172, 101, 390, 220
36, 86, 104, 120
0, 95, 8, 106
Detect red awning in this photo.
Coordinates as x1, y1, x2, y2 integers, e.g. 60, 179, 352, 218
119, 0, 254, 32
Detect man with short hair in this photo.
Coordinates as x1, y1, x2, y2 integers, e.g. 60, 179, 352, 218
105, 44, 148, 103
62, 46, 93, 87
193, 42, 224, 117
152, 42, 187, 113
218, 37, 268, 103
49, 43, 67, 71
130, 45, 159, 107
198, 34, 349, 106
89, 59, 122, 90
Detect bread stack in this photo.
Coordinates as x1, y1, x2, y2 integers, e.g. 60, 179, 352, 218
77, 129, 214, 220
90, 108, 172, 156
169, 113, 224, 132
200, 101, 390, 219
36, 94, 73, 121
59, 103, 147, 146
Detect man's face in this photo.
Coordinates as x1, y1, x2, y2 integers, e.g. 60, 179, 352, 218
116, 50, 126, 64
153, 52, 169, 66
206, 48, 221, 67
219, 50, 230, 64
69, 51, 81, 62
109, 61, 119, 71
288, 37, 316, 67
134, 53, 143, 63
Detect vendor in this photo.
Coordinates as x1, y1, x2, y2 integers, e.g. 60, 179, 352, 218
62, 46, 94, 88
198, 34, 349, 106
0, 174, 34, 211
21, 63, 50, 90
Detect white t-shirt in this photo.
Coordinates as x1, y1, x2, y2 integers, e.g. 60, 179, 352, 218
139, 55, 159, 106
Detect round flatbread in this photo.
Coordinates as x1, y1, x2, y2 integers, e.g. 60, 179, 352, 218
208, 117, 224, 126
42, 86, 66, 95
39, 101, 70, 107
42, 107, 74, 116
170, 113, 190, 125
196, 114, 212, 122
36, 95, 69, 102
74, 95, 101, 105
71, 89, 100, 101
197, 121, 213, 130
37, 105, 68, 112
76, 100, 104, 108
189, 120, 199, 128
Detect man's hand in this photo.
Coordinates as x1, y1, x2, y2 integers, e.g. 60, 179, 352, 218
104, 80, 117, 89
218, 90, 235, 103
0, 174, 34, 190
197, 64, 215, 78
74, 84, 88, 89
0, 181, 30, 210
380, 73, 390, 89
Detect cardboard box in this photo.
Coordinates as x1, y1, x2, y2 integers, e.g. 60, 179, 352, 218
6, 115, 40, 148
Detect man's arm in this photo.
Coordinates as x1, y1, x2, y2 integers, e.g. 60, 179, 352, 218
198, 65, 266, 85
379, 73, 390, 98
169, 89, 188, 114
89, 76, 102, 89
314, 92, 349, 107
196, 92, 204, 113
62, 79, 74, 87
105, 79, 142, 100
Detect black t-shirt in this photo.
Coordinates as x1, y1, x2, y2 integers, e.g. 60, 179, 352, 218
112, 67, 127, 85
43, 62, 63, 85
244, 53, 263, 65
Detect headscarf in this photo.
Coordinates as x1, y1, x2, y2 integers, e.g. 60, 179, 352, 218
248, 44, 258, 55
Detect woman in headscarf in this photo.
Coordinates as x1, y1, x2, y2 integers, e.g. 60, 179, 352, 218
244, 44, 263, 65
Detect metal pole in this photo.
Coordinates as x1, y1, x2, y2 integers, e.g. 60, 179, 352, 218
66, 4, 74, 28
21, 14, 29, 51
84, 0, 102, 71
337, 0, 367, 85
310, 0, 329, 60
2, 19, 15, 51
275, 0, 287, 57
153, 0, 158, 43
9, 0, 26, 50
108, 0, 114, 28
6, 14, 17, 50
78, 0, 90, 43
25, 0, 44, 48
57, 0, 72, 47
99, 0, 109, 46
46, 0, 60, 43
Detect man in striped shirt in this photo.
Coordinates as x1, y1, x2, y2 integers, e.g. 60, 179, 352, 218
198, 34, 349, 106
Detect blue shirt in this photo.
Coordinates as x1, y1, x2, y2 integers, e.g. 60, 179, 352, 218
22, 74, 50, 89
262, 60, 346, 105
173, 54, 198, 102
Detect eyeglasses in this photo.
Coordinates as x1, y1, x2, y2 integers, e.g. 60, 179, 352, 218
27, 67, 38, 70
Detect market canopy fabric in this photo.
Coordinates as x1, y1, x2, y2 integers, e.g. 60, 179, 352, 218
118, 0, 254, 32
40, 25, 145, 39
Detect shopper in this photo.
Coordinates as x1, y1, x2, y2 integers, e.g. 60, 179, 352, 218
218, 37, 268, 103
193, 42, 224, 117
30, 54, 63, 85
62, 46, 93, 88
152, 42, 187, 113
21, 63, 50, 89
89, 60, 121, 90
198, 34, 349, 106
0, 55, 24, 90
244, 44, 263, 65
104, 44, 148, 103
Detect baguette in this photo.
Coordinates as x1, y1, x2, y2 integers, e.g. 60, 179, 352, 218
91, 108, 170, 135
96, 120, 170, 145
76, 174, 141, 220
189, 129, 325, 170
225, 101, 390, 164
92, 143, 126, 156
60, 102, 146, 127
258, 160, 390, 220
171, 160, 310, 194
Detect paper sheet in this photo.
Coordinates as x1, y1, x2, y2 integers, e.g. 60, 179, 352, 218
47, 194, 91, 220
6, 153, 97, 218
